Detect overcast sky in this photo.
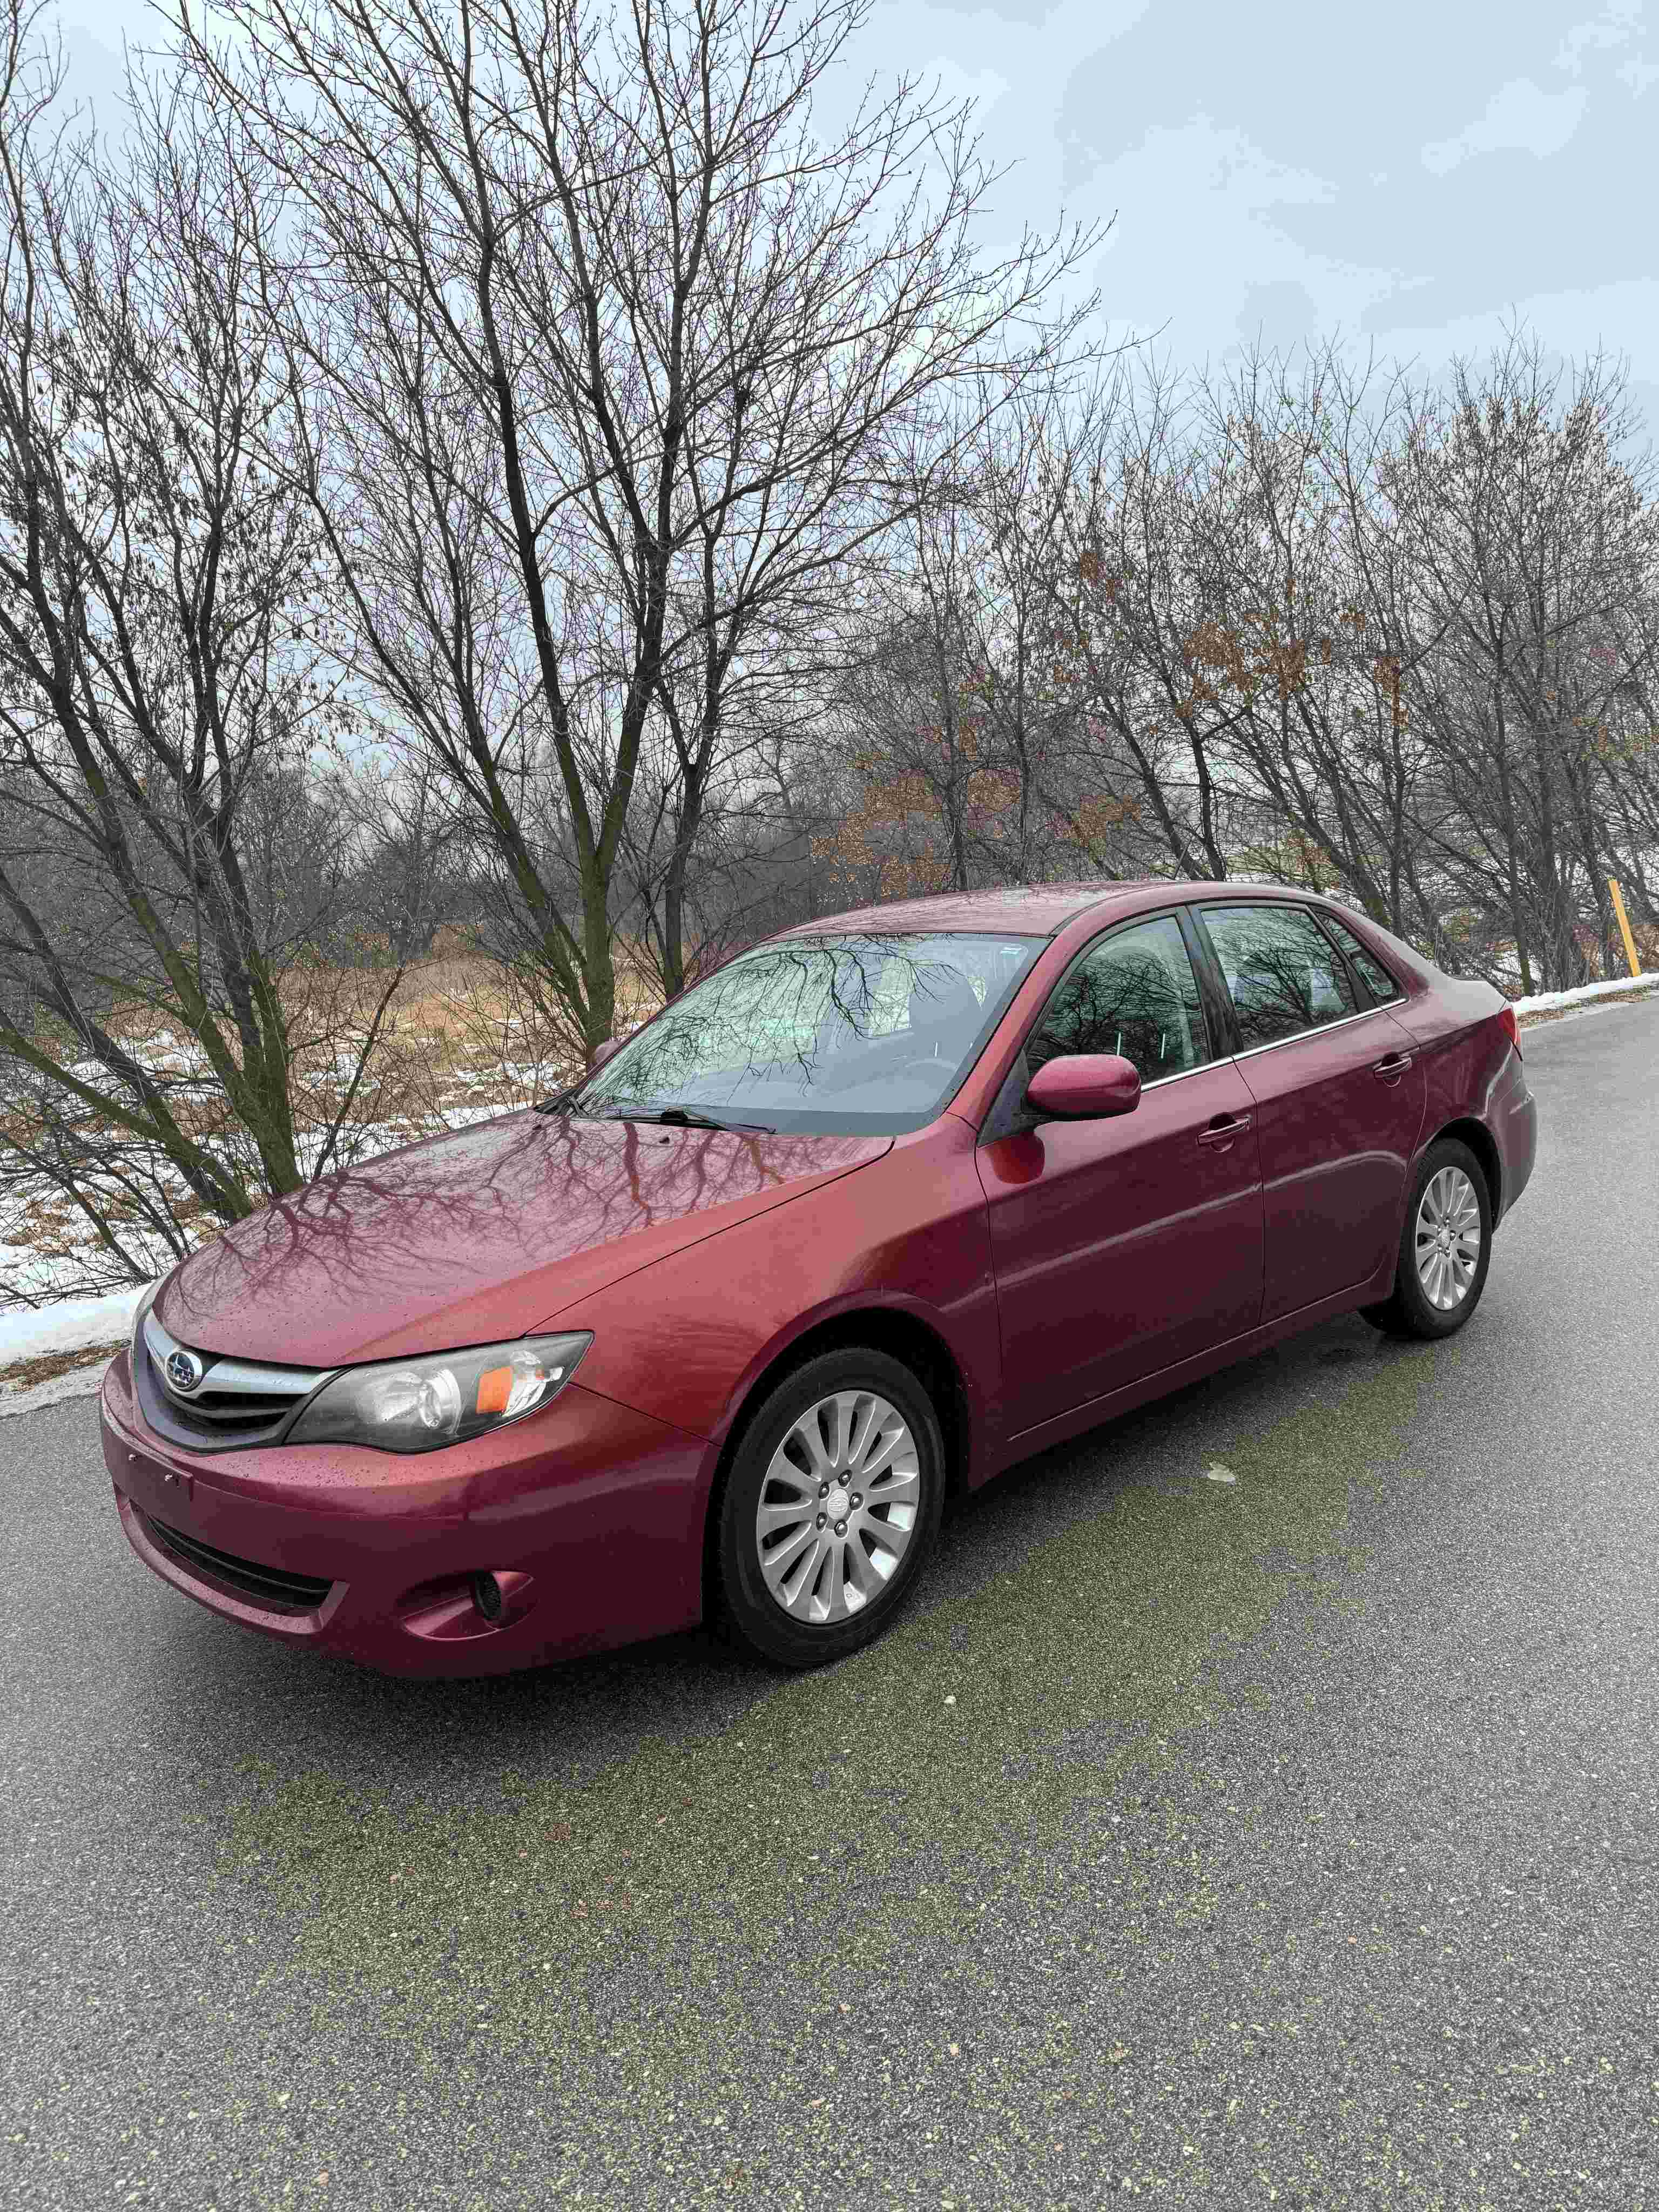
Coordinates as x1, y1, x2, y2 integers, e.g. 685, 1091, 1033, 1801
53, 0, 1659, 431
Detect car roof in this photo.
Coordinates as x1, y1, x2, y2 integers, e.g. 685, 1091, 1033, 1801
777, 881, 1166, 939
772, 878, 1329, 941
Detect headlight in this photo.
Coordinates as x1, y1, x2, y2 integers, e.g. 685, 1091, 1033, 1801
287, 1333, 592, 1454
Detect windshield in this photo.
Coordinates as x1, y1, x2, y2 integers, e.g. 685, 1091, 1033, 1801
571, 933, 1046, 1134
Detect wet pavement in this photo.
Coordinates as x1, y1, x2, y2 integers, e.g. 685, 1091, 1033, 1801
3, 999, 1656, 2209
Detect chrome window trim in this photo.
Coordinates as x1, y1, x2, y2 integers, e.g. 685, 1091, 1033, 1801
1085, 1001, 1388, 1091
1139, 1055, 1224, 1094
143, 1306, 331, 1402
1226, 1002, 1390, 1066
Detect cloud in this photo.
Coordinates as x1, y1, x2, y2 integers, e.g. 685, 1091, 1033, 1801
53, 14, 138, 122
1234, 279, 1319, 354
1555, 1, 1641, 75
1421, 78, 1588, 174
1060, 112, 1401, 364
1074, 111, 1336, 217
919, 56, 1012, 119
1364, 274, 1659, 385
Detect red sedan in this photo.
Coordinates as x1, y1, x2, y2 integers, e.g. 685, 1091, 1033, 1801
101, 881, 1537, 1674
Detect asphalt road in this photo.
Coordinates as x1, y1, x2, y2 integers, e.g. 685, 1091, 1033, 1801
4, 1000, 1658, 2211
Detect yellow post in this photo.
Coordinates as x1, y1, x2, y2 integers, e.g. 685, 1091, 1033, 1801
1608, 876, 1642, 979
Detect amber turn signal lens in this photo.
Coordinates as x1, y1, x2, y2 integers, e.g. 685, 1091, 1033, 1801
475, 1365, 514, 1416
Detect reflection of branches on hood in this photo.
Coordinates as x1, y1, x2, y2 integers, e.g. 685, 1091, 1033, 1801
170, 1107, 870, 1320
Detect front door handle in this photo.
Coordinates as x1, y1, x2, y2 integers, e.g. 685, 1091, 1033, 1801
1197, 1113, 1252, 1150
1372, 1051, 1414, 1083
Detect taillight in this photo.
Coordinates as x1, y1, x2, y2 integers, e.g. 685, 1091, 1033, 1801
1498, 1004, 1521, 1056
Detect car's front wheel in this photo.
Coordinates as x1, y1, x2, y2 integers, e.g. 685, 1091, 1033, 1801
713, 1347, 945, 1669
1360, 1136, 1493, 1340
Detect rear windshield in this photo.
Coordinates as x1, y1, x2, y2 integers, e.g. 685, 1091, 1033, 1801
571, 933, 1045, 1134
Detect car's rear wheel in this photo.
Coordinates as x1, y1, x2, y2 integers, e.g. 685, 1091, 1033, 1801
713, 1347, 945, 1669
1360, 1137, 1492, 1340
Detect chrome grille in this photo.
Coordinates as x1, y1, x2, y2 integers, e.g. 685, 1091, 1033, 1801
137, 1307, 331, 1452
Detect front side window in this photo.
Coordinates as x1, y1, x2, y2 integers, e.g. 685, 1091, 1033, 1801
1319, 913, 1402, 1004
1199, 903, 1359, 1050
1026, 915, 1211, 1083
573, 933, 1043, 1134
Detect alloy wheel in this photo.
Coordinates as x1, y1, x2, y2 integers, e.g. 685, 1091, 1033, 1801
754, 1390, 921, 1624
1414, 1165, 1482, 1311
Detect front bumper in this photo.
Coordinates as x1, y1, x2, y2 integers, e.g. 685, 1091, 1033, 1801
101, 1352, 711, 1676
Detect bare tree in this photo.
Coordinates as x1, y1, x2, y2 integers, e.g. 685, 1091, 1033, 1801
1056, 362, 1244, 882
813, 370, 1117, 901
176, 0, 1100, 1056
1158, 347, 1448, 940
1387, 337, 1659, 988
0, 5, 390, 1257
1043, 336, 1659, 986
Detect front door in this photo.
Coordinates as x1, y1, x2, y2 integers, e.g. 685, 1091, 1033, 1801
1192, 902, 1427, 1321
977, 913, 1266, 1438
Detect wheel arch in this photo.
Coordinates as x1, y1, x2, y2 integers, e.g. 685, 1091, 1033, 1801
698, 1304, 975, 1617
1425, 1116, 1503, 1223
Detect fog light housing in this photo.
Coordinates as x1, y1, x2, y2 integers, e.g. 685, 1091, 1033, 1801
472, 1570, 503, 1623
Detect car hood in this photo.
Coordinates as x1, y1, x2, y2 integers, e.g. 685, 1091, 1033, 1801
159, 1111, 892, 1369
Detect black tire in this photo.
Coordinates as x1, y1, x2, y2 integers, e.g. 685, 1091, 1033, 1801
713, 1346, 945, 1670
1360, 1136, 1493, 1340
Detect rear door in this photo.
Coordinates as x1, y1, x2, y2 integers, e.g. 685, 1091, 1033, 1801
977, 911, 1265, 1437
1191, 902, 1425, 1321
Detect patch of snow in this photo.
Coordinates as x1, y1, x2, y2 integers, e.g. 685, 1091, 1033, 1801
0, 1282, 158, 1361
1511, 971, 1659, 1017
445, 1103, 520, 1130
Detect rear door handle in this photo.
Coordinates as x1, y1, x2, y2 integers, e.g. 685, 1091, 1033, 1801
1197, 1113, 1252, 1149
1372, 1051, 1414, 1082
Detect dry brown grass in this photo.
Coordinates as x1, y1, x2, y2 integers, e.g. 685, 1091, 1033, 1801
0, 931, 671, 1307
80, 940, 669, 1154
3, 941, 679, 1305
0, 1339, 125, 1393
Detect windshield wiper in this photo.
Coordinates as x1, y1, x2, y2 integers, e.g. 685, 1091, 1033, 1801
622, 1105, 776, 1134
533, 1083, 586, 1116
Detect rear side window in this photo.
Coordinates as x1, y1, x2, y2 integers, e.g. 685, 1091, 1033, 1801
1199, 903, 1359, 1050
1319, 913, 1403, 1004
1027, 915, 1211, 1083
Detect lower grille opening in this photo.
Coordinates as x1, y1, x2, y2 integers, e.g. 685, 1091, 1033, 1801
139, 1510, 333, 1615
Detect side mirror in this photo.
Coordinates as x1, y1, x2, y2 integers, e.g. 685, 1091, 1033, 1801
1024, 1051, 1141, 1121
590, 1036, 623, 1070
